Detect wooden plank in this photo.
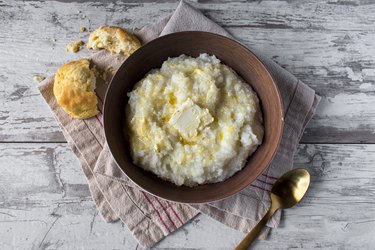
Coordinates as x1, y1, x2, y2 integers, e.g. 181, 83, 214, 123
1, 1, 375, 143
1, 142, 374, 249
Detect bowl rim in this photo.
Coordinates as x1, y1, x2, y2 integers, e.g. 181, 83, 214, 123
103, 31, 284, 203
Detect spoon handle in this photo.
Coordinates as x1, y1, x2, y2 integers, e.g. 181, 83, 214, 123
235, 209, 274, 250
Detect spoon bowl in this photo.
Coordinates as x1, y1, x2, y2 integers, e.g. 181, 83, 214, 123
235, 168, 311, 250
271, 168, 310, 209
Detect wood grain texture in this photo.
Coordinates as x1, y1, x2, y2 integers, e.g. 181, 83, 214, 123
1, 0, 374, 249
1, 143, 374, 249
1, 0, 375, 142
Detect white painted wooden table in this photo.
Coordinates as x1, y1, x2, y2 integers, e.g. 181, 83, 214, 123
1, 0, 375, 249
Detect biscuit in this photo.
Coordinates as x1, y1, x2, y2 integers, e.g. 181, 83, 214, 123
53, 59, 99, 119
86, 26, 141, 56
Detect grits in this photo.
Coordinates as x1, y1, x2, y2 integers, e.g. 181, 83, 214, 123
126, 54, 263, 186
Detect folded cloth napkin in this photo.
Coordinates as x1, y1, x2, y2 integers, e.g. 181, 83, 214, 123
38, 0, 320, 247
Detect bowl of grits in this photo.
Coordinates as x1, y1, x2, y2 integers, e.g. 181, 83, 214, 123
103, 31, 283, 203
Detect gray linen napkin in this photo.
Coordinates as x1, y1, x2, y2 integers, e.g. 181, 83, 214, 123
38, 1, 320, 247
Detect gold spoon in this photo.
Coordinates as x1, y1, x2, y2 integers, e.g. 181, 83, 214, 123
235, 168, 311, 250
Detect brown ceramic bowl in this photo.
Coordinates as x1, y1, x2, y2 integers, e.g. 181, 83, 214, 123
103, 31, 283, 203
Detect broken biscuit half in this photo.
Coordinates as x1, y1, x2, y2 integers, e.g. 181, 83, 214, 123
53, 59, 99, 119
87, 26, 141, 56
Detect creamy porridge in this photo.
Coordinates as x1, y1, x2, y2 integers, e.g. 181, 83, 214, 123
125, 54, 263, 186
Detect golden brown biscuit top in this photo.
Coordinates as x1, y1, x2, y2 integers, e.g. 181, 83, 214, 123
53, 59, 98, 119
55, 59, 96, 92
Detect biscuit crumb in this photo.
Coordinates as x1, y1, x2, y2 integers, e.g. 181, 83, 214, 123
103, 66, 115, 81
33, 75, 46, 83
80, 26, 87, 32
66, 40, 84, 53
91, 65, 115, 81
91, 66, 102, 79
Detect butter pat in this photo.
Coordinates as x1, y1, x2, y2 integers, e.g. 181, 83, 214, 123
169, 98, 213, 139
